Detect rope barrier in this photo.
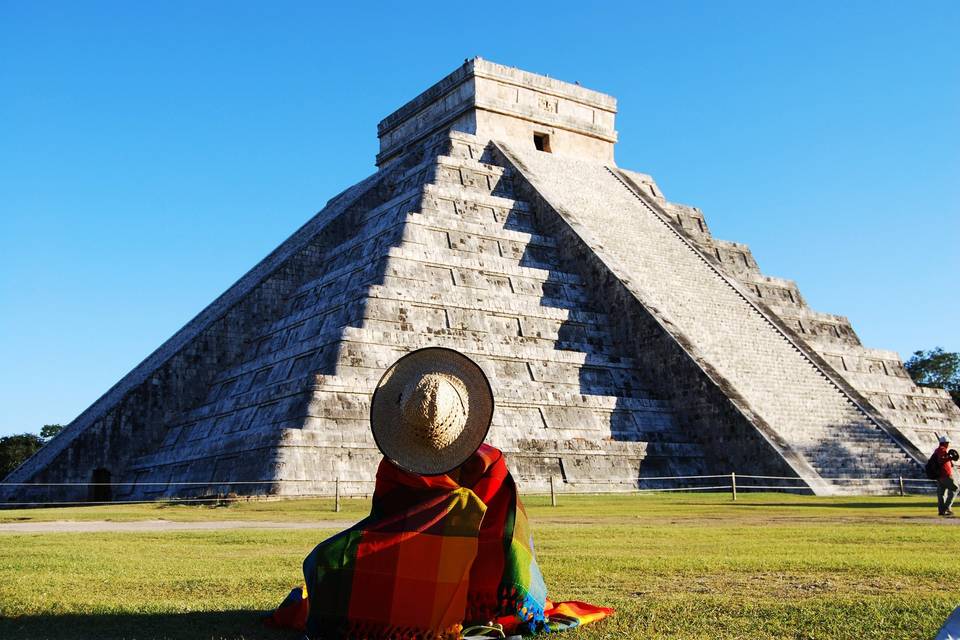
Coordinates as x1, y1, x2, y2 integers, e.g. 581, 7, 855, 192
733, 485, 813, 491
731, 474, 911, 482
557, 485, 733, 494
578, 474, 731, 482
1, 473, 930, 488
732, 474, 815, 481
634, 474, 731, 481
0, 472, 939, 509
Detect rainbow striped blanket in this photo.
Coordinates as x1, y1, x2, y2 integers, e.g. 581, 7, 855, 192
267, 445, 612, 638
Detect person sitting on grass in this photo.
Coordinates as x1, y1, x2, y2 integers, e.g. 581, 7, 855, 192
267, 347, 612, 639
933, 435, 957, 517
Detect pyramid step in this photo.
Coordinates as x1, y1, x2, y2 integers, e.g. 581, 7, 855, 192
380, 265, 592, 309
334, 333, 652, 398
172, 370, 326, 425
200, 329, 347, 391
400, 221, 560, 272
252, 286, 382, 349
278, 181, 550, 304
420, 183, 536, 233
275, 187, 423, 290
443, 132, 492, 164
385, 245, 581, 285
421, 182, 530, 213
376, 272, 593, 311
166, 372, 680, 453
301, 375, 670, 413
436, 154, 513, 179
366, 282, 607, 324
289, 252, 388, 301
406, 209, 557, 249
327, 363, 652, 402
433, 155, 516, 199
358, 318, 619, 359
339, 326, 641, 370
237, 298, 348, 353
360, 297, 618, 354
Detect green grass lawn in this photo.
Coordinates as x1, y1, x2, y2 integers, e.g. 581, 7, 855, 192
1, 493, 956, 639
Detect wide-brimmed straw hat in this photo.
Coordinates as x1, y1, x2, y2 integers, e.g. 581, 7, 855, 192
370, 347, 493, 475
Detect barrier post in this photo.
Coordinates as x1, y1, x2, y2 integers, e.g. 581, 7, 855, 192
731, 472, 737, 501
335, 477, 341, 513
550, 476, 557, 507
898, 476, 905, 497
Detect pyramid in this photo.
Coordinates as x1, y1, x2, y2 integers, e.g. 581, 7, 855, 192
6, 58, 958, 503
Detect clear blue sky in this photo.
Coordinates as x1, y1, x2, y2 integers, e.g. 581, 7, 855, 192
1, 1, 957, 437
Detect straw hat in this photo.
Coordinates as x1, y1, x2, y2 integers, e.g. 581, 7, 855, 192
370, 347, 493, 475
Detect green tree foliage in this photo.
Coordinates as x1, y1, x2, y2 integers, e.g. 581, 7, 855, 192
0, 433, 45, 478
904, 347, 960, 406
40, 424, 65, 440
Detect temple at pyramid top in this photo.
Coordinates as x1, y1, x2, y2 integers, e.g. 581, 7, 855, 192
376, 57, 618, 167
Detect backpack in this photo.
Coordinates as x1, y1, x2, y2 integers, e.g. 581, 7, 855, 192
925, 454, 941, 480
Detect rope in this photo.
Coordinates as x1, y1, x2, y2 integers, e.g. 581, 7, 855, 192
0, 473, 932, 487
734, 485, 813, 491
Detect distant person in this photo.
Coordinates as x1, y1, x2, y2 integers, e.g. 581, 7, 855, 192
932, 435, 957, 517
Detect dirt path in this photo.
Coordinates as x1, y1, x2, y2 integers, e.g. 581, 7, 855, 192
0, 519, 356, 534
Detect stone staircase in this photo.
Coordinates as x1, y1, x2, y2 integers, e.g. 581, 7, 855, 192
498, 142, 923, 494
639, 174, 959, 456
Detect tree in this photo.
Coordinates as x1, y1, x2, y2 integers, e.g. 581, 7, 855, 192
40, 424, 65, 440
905, 347, 960, 407
0, 433, 45, 478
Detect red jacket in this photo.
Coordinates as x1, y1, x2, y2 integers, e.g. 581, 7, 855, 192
934, 444, 954, 481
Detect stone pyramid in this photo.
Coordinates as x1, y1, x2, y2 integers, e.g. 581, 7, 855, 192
6, 58, 958, 503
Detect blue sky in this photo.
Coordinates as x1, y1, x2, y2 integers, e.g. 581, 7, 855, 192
1, 1, 957, 437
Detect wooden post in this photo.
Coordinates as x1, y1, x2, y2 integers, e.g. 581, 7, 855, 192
334, 477, 341, 513
898, 476, 905, 497
550, 476, 557, 507
731, 472, 737, 501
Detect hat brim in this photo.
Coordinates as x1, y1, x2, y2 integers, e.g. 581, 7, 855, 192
370, 347, 494, 476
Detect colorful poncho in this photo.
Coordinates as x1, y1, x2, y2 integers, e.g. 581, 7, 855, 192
268, 445, 612, 639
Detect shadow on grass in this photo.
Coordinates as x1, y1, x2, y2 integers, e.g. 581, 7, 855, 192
0, 610, 301, 640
